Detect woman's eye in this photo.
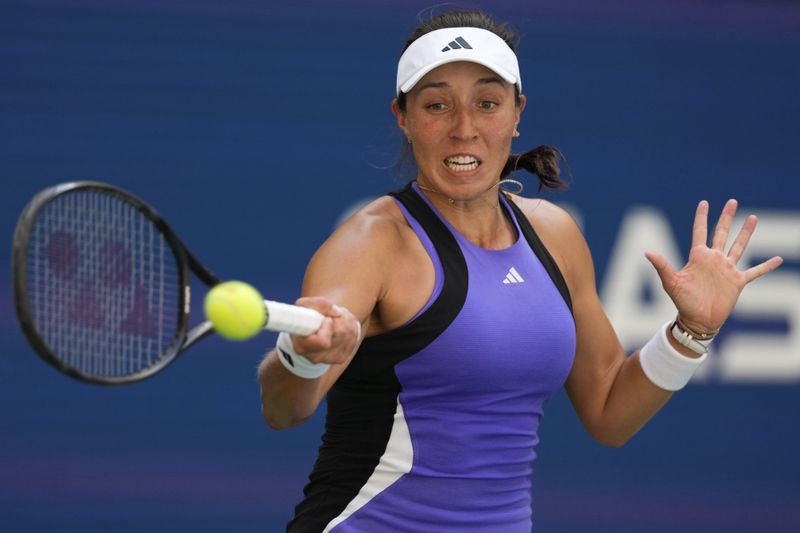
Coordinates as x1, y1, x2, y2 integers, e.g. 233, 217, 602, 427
479, 100, 499, 109
426, 102, 447, 111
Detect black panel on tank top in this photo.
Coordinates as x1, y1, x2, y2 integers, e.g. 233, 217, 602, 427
286, 182, 468, 532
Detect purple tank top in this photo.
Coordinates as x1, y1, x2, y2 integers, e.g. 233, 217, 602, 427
287, 182, 576, 533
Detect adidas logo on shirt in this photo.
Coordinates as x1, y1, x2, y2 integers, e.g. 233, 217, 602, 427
502, 267, 525, 284
441, 37, 473, 52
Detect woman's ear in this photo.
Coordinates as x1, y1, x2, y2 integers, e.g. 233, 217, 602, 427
391, 98, 409, 137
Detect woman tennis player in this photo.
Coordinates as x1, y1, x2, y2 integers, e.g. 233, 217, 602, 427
257, 10, 783, 532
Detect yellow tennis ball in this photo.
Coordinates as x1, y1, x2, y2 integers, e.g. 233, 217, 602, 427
204, 281, 266, 341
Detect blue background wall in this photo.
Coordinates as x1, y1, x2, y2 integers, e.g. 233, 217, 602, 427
1, 1, 798, 531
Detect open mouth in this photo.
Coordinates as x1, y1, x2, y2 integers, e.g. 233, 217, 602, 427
444, 155, 481, 172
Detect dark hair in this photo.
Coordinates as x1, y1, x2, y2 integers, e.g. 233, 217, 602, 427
396, 10, 568, 191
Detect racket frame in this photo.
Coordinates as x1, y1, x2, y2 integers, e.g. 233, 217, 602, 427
12, 181, 220, 385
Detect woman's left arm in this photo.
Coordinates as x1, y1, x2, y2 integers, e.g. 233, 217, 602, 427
536, 198, 783, 447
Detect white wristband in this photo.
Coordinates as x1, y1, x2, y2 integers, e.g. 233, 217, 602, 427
276, 331, 330, 379
639, 321, 708, 391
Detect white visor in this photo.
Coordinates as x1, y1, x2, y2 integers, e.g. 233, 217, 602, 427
396, 27, 521, 96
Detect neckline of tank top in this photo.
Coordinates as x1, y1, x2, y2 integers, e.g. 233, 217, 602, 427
411, 181, 523, 253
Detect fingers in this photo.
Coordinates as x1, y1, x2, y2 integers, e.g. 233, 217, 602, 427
292, 317, 342, 362
293, 316, 333, 352
645, 251, 677, 290
711, 199, 738, 251
294, 296, 342, 318
727, 214, 757, 264
691, 200, 709, 249
290, 301, 362, 364
744, 256, 784, 283
335, 310, 363, 355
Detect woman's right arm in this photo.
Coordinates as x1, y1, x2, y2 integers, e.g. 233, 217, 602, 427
257, 297, 360, 430
257, 199, 405, 430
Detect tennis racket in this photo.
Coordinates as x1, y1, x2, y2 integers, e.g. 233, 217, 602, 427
12, 181, 324, 385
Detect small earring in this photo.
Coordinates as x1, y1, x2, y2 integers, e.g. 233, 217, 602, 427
512, 129, 520, 138
407, 137, 412, 144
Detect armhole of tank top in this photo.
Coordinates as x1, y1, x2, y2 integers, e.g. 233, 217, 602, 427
390, 197, 445, 322
502, 195, 574, 316
350, 183, 467, 357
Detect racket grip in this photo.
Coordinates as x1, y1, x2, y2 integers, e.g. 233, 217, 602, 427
263, 300, 325, 336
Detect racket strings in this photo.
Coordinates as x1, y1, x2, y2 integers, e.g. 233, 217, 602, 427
27, 190, 181, 378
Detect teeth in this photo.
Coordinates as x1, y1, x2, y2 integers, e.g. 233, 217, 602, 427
447, 155, 478, 165
445, 155, 480, 172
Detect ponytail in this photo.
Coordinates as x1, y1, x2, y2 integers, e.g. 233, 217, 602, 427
501, 145, 569, 191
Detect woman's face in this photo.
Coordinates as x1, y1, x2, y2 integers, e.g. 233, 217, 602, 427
393, 61, 524, 202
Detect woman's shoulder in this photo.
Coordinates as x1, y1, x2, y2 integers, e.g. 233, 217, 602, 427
341, 194, 408, 232
323, 194, 417, 256
506, 194, 582, 241
303, 195, 417, 296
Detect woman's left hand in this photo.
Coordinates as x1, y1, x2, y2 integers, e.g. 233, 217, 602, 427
645, 199, 783, 334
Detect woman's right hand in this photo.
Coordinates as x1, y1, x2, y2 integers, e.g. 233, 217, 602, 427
289, 296, 362, 366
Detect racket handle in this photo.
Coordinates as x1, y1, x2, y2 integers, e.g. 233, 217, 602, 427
263, 300, 325, 336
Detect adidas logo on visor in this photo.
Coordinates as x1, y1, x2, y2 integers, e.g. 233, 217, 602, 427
441, 37, 473, 52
